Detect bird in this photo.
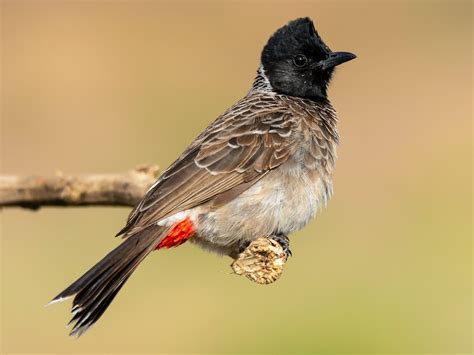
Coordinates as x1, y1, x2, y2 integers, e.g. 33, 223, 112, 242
49, 17, 356, 336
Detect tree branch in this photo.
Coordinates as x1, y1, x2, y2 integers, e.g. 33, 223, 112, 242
231, 238, 287, 284
0, 164, 288, 283
0, 164, 159, 210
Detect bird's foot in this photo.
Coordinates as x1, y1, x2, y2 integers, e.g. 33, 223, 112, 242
269, 233, 292, 257
236, 240, 251, 256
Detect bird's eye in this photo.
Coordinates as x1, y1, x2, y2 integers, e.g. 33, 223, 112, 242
293, 54, 308, 67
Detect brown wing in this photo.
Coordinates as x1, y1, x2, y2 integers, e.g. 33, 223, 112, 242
119, 94, 297, 237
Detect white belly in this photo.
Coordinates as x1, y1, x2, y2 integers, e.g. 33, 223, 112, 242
196, 162, 332, 250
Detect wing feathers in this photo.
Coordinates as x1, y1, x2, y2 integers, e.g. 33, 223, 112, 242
118, 94, 333, 236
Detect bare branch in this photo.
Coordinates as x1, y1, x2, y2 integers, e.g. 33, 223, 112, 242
0, 164, 159, 210
0, 164, 288, 283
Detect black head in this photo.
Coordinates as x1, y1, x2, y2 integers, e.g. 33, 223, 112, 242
261, 18, 356, 100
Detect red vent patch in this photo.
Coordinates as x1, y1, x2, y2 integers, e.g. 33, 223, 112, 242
156, 217, 195, 250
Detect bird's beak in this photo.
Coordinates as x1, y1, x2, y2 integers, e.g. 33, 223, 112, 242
318, 51, 356, 70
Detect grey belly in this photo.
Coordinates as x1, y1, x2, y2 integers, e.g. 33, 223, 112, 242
194, 163, 332, 255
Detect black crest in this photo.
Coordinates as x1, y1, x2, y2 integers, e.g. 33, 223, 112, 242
261, 18, 355, 100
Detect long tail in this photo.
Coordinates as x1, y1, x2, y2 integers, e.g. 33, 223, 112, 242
49, 226, 167, 337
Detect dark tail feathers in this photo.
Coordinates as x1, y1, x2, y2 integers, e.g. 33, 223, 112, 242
49, 227, 162, 336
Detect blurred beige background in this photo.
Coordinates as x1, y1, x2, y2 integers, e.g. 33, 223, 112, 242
1, 0, 472, 354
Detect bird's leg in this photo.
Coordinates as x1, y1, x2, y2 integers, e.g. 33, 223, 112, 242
233, 233, 291, 259
236, 240, 251, 256
269, 232, 292, 257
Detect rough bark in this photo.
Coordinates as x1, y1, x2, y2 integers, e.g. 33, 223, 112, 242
0, 165, 159, 210
231, 238, 287, 284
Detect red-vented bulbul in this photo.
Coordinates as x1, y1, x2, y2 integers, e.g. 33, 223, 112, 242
50, 17, 356, 336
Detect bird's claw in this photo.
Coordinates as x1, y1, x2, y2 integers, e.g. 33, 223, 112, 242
269, 233, 292, 258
